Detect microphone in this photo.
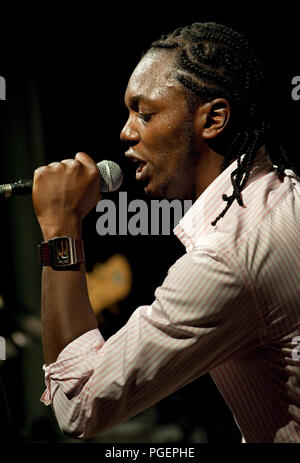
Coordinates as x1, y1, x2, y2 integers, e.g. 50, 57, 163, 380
0, 160, 123, 198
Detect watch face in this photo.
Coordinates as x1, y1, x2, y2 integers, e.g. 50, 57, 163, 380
54, 237, 71, 265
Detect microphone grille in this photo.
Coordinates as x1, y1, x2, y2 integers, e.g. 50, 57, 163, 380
97, 160, 123, 192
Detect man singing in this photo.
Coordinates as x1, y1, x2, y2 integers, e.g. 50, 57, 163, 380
33, 22, 300, 442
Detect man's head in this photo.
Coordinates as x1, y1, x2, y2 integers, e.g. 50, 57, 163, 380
121, 48, 230, 200
121, 22, 292, 224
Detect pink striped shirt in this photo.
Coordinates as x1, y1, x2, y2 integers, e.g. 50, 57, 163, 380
41, 146, 300, 442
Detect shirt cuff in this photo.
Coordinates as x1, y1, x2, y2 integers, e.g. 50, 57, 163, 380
41, 328, 104, 406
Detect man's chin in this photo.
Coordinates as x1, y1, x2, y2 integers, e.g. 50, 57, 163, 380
144, 183, 179, 200
144, 187, 162, 199
143, 184, 164, 199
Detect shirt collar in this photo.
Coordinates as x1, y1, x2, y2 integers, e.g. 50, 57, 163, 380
174, 146, 274, 252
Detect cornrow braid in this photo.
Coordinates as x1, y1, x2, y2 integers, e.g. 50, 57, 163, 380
179, 49, 234, 93
148, 22, 300, 226
211, 131, 260, 226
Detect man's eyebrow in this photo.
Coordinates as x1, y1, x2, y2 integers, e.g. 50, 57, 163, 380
125, 94, 155, 107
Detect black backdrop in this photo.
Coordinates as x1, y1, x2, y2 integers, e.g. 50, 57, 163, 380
0, 5, 299, 443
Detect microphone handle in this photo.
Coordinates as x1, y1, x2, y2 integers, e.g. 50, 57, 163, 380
0, 179, 33, 198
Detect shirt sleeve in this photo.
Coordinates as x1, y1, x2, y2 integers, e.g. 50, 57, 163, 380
41, 246, 261, 439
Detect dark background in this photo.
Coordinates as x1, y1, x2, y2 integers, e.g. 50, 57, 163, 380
0, 5, 299, 443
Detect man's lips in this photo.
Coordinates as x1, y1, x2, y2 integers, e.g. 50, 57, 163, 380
125, 149, 148, 181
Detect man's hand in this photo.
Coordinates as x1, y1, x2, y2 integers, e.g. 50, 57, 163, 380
32, 152, 101, 240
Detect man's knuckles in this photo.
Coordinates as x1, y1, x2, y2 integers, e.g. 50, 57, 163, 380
33, 157, 99, 197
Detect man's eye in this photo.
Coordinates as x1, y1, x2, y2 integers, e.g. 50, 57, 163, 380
138, 113, 153, 122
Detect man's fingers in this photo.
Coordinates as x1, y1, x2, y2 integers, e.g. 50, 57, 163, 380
75, 152, 97, 170
60, 159, 78, 167
75, 152, 101, 195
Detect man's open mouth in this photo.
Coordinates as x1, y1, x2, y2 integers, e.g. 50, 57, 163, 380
136, 160, 147, 179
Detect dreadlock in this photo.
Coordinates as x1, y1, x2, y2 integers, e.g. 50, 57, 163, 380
148, 22, 299, 226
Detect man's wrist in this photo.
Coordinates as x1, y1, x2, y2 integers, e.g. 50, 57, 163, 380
40, 219, 82, 241
42, 229, 82, 241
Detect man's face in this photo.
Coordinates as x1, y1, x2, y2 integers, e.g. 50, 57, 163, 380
120, 50, 201, 200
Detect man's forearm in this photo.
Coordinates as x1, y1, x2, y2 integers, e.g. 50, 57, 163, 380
40, 221, 98, 366
32, 152, 102, 365
41, 264, 98, 365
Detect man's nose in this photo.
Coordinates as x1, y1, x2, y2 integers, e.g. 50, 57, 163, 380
120, 118, 139, 143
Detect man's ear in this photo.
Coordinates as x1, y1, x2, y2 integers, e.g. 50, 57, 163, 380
197, 98, 230, 140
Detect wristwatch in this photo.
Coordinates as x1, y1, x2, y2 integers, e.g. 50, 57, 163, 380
38, 236, 85, 270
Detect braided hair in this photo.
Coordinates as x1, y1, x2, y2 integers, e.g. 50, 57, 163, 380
148, 22, 299, 226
